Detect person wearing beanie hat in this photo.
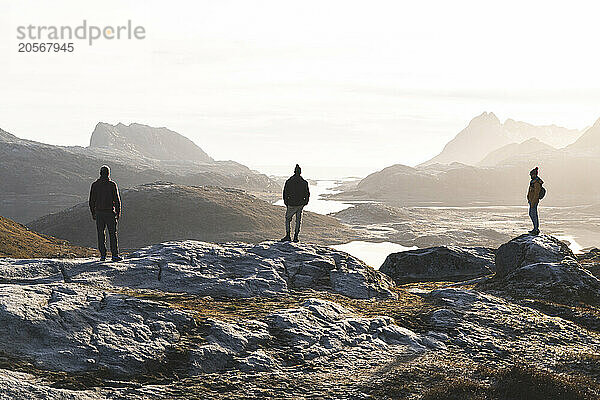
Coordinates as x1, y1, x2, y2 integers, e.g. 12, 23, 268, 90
280, 164, 310, 242
89, 165, 122, 261
526, 166, 544, 235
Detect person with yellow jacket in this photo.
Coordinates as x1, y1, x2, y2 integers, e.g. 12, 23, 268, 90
527, 167, 544, 235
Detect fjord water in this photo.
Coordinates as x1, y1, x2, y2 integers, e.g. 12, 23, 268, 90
275, 180, 354, 214
276, 179, 416, 268
283, 180, 587, 267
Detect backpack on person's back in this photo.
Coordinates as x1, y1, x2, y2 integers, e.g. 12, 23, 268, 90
536, 177, 546, 200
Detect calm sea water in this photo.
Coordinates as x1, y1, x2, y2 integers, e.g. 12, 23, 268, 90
283, 180, 586, 266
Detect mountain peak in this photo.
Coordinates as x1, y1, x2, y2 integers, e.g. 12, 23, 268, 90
89, 122, 214, 163
473, 111, 500, 123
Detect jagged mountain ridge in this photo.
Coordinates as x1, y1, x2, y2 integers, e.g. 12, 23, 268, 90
420, 112, 581, 166
566, 117, 600, 154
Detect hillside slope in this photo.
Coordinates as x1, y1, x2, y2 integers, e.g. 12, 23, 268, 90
0, 216, 95, 258
28, 182, 356, 250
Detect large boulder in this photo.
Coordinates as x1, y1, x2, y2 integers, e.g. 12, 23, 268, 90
480, 259, 600, 304
0, 241, 397, 300
494, 234, 574, 277
479, 234, 600, 305
380, 246, 495, 284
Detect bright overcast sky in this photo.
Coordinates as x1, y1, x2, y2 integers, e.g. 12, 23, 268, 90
1, 0, 600, 177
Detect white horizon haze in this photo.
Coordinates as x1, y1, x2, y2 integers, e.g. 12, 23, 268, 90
2, 0, 600, 178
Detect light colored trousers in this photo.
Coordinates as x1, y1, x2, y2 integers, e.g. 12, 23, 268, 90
285, 205, 304, 236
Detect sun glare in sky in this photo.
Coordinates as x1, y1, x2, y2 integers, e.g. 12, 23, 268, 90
2, 0, 600, 177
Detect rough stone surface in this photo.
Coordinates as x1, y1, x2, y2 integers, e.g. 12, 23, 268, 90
380, 246, 495, 283
0, 241, 396, 300
1, 235, 599, 399
494, 234, 574, 277
578, 247, 600, 279
479, 234, 600, 305
190, 298, 427, 374
0, 283, 194, 375
0, 369, 103, 400
481, 259, 600, 304
424, 288, 600, 368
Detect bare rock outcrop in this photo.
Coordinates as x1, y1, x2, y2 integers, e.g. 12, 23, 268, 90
494, 234, 575, 277
479, 234, 600, 305
0, 283, 194, 375
191, 298, 428, 374
0, 241, 397, 300
425, 288, 600, 368
0, 369, 103, 400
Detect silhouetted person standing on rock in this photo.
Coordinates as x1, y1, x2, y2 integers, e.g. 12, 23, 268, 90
527, 166, 544, 235
280, 164, 310, 243
89, 165, 122, 261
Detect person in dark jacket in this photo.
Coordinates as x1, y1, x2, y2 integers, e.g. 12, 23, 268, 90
89, 165, 122, 261
280, 164, 310, 242
527, 166, 543, 235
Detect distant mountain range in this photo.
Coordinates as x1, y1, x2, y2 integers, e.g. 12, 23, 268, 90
337, 114, 600, 206
0, 123, 279, 223
419, 112, 581, 166
28, 182, 355, 249
477, 138, 556, 167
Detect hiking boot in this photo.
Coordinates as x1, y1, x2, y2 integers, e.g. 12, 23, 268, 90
293, 234, 299, 243
99, 255, 106, 262
111, 256, 123, 262
280, 235, 291, 242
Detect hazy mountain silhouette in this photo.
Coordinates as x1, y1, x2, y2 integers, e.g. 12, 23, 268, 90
566, 118, 600, 154
337, 115, 600, 206
502, 118, 581, 148
89, 122, 214, 163
478, 138, 557, 167
0, 124, 279, 223
420, 112, 581, 166
28, 182, 355, 249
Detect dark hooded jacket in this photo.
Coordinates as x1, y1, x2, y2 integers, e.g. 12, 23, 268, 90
283, 173, 310, 206
89, 177, 121, 217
